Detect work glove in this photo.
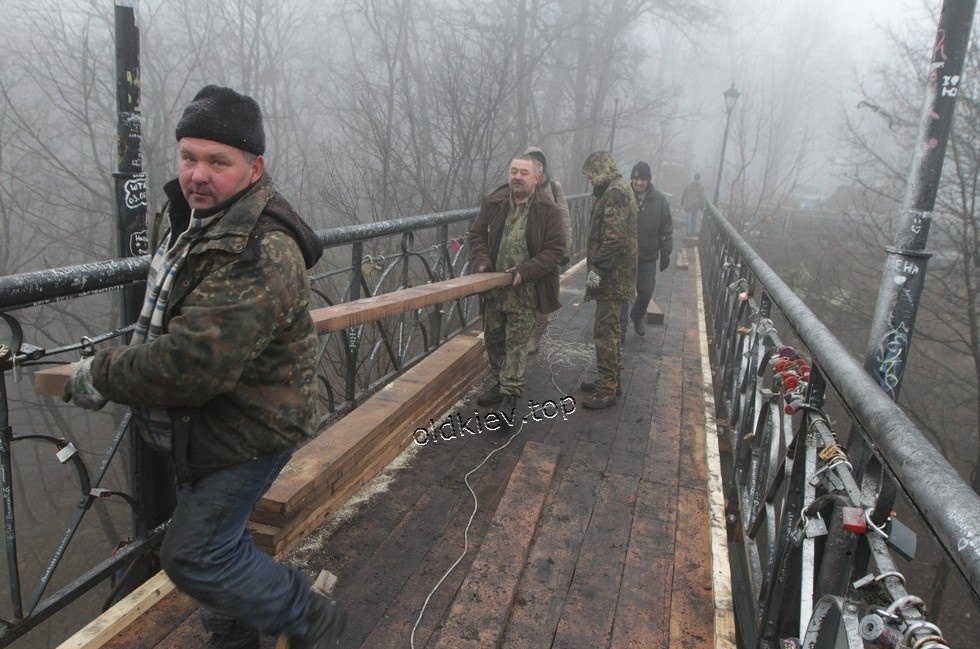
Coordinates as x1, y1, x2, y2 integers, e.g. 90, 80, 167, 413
62, 357, 108, 411
586, 270, 602, 291
660, 255, 670, 272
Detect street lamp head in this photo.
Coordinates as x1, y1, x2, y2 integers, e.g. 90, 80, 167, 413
724, 83, 740, 113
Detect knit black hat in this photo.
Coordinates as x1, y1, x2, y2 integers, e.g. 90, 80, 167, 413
631, 161, 652, 181
175, 85, 265, 155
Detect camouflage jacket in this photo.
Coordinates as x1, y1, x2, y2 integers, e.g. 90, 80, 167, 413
586, 173, 638, 301
90, 174, 323, 482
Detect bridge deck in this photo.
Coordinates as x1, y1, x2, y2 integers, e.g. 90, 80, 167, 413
104, 250, 725, 649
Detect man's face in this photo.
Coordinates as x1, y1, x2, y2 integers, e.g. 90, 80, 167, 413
177, 138, 263, 209
509, 159, 541, 200
631, 177, 650, 193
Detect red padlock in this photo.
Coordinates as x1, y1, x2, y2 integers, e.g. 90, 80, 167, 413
782, 373, 799, 391
784, 398, 803, 415
842, 507, 867, 533
774, 359, 793, 372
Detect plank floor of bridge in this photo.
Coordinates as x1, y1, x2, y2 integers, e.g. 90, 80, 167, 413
135, 257, 715, 649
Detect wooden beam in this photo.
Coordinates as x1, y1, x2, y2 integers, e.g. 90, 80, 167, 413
310, 272, 510, 334
645, 299, 665, 325
32, 273, 507, 397
55, 571, 174, 649
431, 442, 560, 649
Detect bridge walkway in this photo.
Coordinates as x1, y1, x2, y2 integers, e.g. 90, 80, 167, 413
103, 251, 729, 649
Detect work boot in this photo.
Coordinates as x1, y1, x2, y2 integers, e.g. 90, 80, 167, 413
582, 392, 617, 410
205, 625, 259, 649
579, 380, 621, 396
633, 318, 646, 336
286, 594, 347, 649
477, 382, 503, 406
499, 395, 519, 434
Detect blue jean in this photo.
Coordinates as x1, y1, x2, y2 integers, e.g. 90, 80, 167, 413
686, 208, 702, 237
160, 450, 311, 637
620, 260, 658, 331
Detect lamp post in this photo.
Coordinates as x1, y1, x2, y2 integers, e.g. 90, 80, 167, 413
713, 83, 740, 205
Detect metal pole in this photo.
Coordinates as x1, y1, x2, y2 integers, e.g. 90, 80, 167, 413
113, 1, 173, 562
864, 0, 977, 400
713, 105, 734, 205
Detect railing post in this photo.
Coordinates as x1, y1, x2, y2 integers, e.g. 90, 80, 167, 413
864, 0, 976, 401
113, 2, 173, 580
345, 242, 364, 402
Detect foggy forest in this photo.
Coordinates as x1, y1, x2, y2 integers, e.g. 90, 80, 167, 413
0, 0, 978, 647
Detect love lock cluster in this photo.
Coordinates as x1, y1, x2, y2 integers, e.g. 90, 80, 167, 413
769, 345, 811, 415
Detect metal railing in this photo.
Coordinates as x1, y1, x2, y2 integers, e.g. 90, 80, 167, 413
699, 203, 980, 648
0, 194, 591, 646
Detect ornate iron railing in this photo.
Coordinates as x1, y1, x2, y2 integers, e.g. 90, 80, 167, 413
700, 203, 980, 648
0, 194, 591, 646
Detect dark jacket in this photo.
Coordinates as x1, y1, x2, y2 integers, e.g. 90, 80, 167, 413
468, 183, 566, 313
91, 174, 323, 482
635, 185, 673, 263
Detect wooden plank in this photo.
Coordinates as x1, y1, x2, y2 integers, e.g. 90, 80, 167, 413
644, 299, 665, 325
31, 274, 505, 396
551, 472, 640, 649
256, 334, 484, 523
610, 479, 678, 648
431, 442, 560, 649
252, 340, 488, 556
503, 443, 605, 647
643, 355, 682, 487
310, 273, 510, 334
33, 362, 75, 396
668, 487, 715, 649
100, 589, 197, 649
357, 444, 522, 649
56, 571, 175, 649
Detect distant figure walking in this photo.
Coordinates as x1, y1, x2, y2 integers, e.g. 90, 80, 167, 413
681, 173, 706, 238
621, 161, 672, 338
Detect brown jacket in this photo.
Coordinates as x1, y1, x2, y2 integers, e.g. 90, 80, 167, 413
469, 183, 565, 313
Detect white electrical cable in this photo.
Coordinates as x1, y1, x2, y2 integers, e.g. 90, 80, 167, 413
409, 416, 527, 648
410, 271, 593, 647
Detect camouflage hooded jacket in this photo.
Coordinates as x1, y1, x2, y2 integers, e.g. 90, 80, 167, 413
90, 174, 323, 482
583, 152, 638, 301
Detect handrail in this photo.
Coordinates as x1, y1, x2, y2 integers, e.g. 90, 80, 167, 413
699, 201, 979, 647
706, 202, 980, 591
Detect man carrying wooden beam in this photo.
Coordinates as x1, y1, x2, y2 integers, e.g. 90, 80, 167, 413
469, 154, 566, 426
61, 85, 345, 649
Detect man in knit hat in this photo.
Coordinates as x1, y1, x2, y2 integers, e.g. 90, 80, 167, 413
523, 146, 571, 355
62, 85, 345, 649
621, 161, 672, 337
579, 151, 637, 409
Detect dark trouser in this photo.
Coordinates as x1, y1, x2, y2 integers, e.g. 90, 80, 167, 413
483, 307, 536, 396
620, 260, 658, 331
160, 450, 311, 638
594, 299, 624, 395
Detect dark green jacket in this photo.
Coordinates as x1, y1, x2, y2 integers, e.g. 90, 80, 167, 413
91, 174, 322, 482
586, 174, 638, 301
